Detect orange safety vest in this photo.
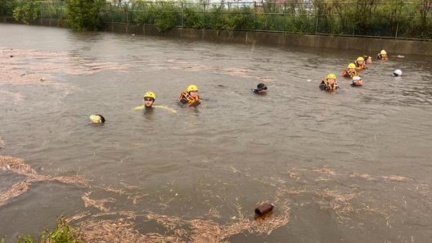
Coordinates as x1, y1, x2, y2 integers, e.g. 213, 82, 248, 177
320, 80, 338, 91
341, 69, 359, 78
354, 61, 367, 71
377, 53, 388, 61
179, 91, 201, 106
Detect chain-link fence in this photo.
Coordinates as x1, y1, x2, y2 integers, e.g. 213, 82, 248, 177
2, 0, 432, 39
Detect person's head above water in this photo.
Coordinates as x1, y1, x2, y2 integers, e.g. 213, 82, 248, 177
325, 73, 337, 85
254, 83, 267, 94
393, 69, 402, 77
352, 76, 363, 86
179, 85, 200, 107
320, 74, 338, 91
143, 91, 156, 108
347, 63, 356, 71
187, 85, 199, 98
378, 50, 388, 60
89, 114, 105, 124
363, 55, 372, 64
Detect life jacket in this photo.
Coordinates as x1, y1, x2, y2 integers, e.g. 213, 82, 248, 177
377, 53, 388, 61
341, 69, 359, 78
319, 80, 338, 91
354, 61, 367, 71
179, 90, 201, 106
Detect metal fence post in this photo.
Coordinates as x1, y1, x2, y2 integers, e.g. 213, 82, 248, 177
181, 1, 184, 28
395, 21, 399, 39
314, 5, 318, 34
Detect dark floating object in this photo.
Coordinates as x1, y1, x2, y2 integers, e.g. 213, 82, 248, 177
10, 55, 14, 58
255, 203, 274, 216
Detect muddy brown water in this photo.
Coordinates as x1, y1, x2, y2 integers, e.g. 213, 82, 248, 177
1, 24, 432, 243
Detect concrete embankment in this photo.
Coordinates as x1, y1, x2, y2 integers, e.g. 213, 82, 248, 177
1, 17, 431, 56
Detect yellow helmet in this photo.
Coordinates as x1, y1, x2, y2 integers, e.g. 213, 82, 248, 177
187, 85, 198, 92
144, 91, 156, 100
326, 73, 337, 80
380, 50, 387, 55
348, 63, 356, 69
357, 57, 365, 62
89, 114, 105, 124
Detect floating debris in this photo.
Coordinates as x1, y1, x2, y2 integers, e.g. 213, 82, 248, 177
1, 47, 130, 86
0, 155, 90, 206
255, 203, 274, 216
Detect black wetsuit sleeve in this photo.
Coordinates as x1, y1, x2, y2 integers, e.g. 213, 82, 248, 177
319, 82, 327, 91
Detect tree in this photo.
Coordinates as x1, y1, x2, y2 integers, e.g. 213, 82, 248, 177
13, 0, 40, 24
66, 0, 106, 31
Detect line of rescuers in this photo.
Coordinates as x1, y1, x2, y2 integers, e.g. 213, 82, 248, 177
320, 49, 401, 92
89, 83, 268, 124
89, 50, 395, 123
132, 85, 201, 115
133, 83, 267, 113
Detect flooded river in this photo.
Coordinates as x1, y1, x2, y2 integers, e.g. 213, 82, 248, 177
1, 24, 432, 243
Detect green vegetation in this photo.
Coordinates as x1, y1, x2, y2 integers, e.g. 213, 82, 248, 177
65, 0, 106, 31
313, 0, 432, 38
1, 0, 431, 38
12, 0, 40, 24
133, 1, 180, 32
101, 0, 432, 38
39, 0, 67, 19
0, 0, 20, 17
17, 218, 82, 243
